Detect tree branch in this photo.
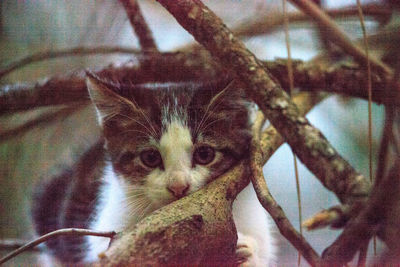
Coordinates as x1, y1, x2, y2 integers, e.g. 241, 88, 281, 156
288, 0, 392, 76
302, 204, 351, 230
0, 239, 41, 252
321, 160, 400, 265
0, 103, 86, 143
0, 93, 323, 265
0, 50, 220, 114
266, 59, 397, 107
234, 3, 392, 38
119, 0, 158, 52
156, 0, 370, 205
250, 104, 322, 265
0, 46, 141, 79
250, 136, 321, 266
95, 162, 249, 266
249, 93, 325, 266
0, 229, 116, 265
1, 51, 397, 115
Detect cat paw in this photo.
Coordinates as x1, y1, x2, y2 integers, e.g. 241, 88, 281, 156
235, 233, 258, 266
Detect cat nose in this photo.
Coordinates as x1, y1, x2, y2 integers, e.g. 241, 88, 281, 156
167, 182, 189, 199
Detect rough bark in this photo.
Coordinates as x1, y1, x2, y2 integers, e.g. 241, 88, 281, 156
322, 159, 400, 265
156, 0, 370, 206
95, 162, 249, 266
1, 51, 396, 115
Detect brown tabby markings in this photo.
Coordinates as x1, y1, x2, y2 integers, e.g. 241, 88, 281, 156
87, 75, 252, 187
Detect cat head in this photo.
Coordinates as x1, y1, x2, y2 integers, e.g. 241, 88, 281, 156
86, 72, 251, 215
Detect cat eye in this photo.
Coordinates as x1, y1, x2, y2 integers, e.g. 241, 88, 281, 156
193, 145, 215, 165
140, 149, 162, 168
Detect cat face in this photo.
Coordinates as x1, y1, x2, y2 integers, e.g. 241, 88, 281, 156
86, 74, 251, 214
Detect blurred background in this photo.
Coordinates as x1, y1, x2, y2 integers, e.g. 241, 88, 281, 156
0, 0, 391, 265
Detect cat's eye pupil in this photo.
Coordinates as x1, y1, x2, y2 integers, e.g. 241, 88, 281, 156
194, 145, 215, 165
140, 149, 162, 168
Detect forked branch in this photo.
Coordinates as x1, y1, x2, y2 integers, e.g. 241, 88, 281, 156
156, 0, 370, 206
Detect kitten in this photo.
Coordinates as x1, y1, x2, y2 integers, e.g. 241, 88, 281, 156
32, 73, 275, 265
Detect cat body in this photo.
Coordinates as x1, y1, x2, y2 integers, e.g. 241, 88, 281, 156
32, 75, 275, 265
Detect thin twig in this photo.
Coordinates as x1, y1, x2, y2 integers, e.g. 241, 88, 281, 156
0, 239, 41, 251
288, 0, 392, 76
303, 206, 345, 230
0, 103, 86, 143
356, 0, 373, 186
313, 0, 342, 59
0, 46, 141, 79
0, 228, 116, 265
283, 1, 303, 265
231, 3, 392, 38
357, 0, 376, 256
119, 0, 158, 52
178, 3, 392, 52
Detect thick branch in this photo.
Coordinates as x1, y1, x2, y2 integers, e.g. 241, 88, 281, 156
0, 73, 89, 114
1, 51, 396, 115
156, 0, 370, 204
0, 50, 220, 114
119, 0, 158, 52
378, 161, 400, 264
95, 162, 249, 266
259, 92, 326, 163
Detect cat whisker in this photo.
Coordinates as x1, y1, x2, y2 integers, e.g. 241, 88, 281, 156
119, 129, 148, 139
194, 90, 227, 136
127, 98, 160, 139
125, 198, 152, 221
125, 193, 147, 200
138, 203, 153, 221
199, 117, 226, 134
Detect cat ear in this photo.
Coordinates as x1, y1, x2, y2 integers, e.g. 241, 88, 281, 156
86, 72, 139, 126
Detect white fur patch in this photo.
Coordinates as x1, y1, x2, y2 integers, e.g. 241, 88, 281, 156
159, 120, 192, 168
145, 119, 209, 208
85, 163, 128, 262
